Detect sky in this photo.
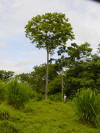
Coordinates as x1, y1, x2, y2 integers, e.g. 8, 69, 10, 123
0, 0, 100, 74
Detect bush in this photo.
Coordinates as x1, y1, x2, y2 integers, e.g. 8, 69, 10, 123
35, 93, 44, 101
49, 93, 62, 101
7, 79, 33, 109
76, 88, 100, 127
29, 90, 44, 101
0, 81, 6, 101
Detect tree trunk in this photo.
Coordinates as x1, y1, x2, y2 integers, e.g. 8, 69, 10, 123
45, 48, 49, 100
61, 69, 64, 101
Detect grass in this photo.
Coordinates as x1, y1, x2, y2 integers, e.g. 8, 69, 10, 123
75, 89, 100, 127
7, 79, 33, 109
0, 100, 99, 133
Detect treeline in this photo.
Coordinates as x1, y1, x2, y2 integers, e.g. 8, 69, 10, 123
17, 42, 100, 99
1, 42, 100, 100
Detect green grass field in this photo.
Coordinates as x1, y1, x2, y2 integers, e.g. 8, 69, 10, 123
0, 100, 99, 133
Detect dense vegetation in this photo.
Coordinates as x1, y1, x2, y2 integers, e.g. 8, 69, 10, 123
16, 43, 100, 98
0, 12, 100, 132
0, 42, 100, 132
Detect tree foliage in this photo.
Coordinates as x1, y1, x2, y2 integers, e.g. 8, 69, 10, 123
64, 55, 100, 98
25, 12, 74, 51
0, 70, 14, 81
25, 12, 74, 99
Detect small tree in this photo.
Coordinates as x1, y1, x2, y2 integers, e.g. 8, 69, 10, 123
25, 12, 74, 99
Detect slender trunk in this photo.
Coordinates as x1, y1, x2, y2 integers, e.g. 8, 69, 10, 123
61, 68, 64, 101
45, 48, 49, 100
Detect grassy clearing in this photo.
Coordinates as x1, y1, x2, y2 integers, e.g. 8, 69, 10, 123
0, 100, 99, 133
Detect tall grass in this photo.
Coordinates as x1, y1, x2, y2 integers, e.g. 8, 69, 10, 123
7, 79, 33, 109
76, 88, 100, 127
0, 121, 18, 133
0, 81, 6, 101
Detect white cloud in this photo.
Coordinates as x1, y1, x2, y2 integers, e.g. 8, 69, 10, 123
0, 42, 6, 47
0, 49, 46, 74
0, 0, 100, 45
0, 0, 68, 39
65, 0, 100, 49
0, 0, 100, 73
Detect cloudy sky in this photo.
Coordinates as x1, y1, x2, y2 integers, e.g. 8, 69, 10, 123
0, 0, 100, 73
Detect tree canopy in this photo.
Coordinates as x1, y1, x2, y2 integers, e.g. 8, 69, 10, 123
25, 12, 74, 52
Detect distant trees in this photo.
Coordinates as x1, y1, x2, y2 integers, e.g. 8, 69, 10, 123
17, 64, 60, 94
16, 73, 31, 83
0, 70, 14, 81
25, 12, 74, 99
16, 41, 100, 99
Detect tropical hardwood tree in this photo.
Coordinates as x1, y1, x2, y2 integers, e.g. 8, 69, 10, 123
25, 12, 74, 99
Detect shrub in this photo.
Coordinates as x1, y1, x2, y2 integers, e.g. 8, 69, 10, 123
0, 80, 6, 101
49, 93, 62, 101
76, 88, 100, 127
7, 79, 33, 109
35, 93, 44, 101
30, 90, 44, 101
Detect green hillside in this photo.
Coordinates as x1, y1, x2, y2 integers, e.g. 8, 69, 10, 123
0, 100, 99, 133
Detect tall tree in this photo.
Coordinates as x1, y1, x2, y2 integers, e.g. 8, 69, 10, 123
25, 12, 74, 99
55, 42, 92, 98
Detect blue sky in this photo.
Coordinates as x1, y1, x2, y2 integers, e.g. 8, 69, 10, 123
0, 0, 100, 73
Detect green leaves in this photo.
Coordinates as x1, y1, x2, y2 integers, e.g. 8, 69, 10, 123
0, 70, 14, 81
25, 12, 74, 51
